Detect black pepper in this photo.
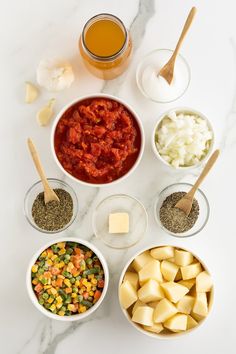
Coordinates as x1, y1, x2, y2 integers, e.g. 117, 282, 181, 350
159, 192, 199, 233
32, 188, 73, 231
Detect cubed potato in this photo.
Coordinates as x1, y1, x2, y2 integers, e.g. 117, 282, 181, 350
178, 279, 195, 290
132, 300, 146, 315
132, 306, 154, 326
123, 272, 139, 290
119, 280, 138, 309
191, 311, 204, 322
132, 251, 153, 272
164, 314, 188, 332
161, 282, 189, 303
148, 301, 160, 309
174, 250, 193, 266
138, 279, 164, 303
181, 262, 202, 280
153, 298, 177, 323
187, 315, 198, 330
175, 269, 182, 281
176, 295, 195, 314
192, 293, 208, 317
161, 260, 179, 281
196, 271, 213, 292
143, 323, 164, 334
138, 260, 163, 285
150, 246, 174, 260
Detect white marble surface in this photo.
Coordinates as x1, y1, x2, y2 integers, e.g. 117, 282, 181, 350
1, 0, 236, 353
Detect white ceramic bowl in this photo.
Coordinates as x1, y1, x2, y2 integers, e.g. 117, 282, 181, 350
118, 244, 214, 339
26, 237, 109, 321
152, 107, 214, 171
51, 93, 145, 187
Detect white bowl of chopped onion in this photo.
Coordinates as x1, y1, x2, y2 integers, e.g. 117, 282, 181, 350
152, 107, 214, 170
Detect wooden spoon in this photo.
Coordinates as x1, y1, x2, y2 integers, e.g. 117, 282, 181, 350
175, 149, 220, 215
27, 138, 60, 204
159, 7, 197, 84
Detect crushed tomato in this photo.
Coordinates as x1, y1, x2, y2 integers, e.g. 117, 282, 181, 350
54, 98, 141, 184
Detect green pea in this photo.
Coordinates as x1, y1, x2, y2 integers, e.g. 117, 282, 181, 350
41, 278, 47, 285
39, 297, 44, 305
76, 276, 81, 281
42, 293, 49, 300
70, 278, 75, 284
86, 258, 93, 265
61, 306, 66, 312
72, 287, 78, 293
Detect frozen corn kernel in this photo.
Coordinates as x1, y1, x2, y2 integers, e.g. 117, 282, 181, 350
31, 265, 38, 273
50, 304, 56, 312
64, 279, 71, 287
58, 248, 66, 255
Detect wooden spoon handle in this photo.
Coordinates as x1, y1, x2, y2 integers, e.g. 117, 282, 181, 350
172, 7, 197, 59
189, 149, 220, 196
27, 138, 51, 192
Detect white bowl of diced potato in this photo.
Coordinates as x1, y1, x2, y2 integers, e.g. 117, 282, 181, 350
118, 245, 214, 338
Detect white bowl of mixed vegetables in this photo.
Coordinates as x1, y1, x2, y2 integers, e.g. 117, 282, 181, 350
26, 238, 109, 321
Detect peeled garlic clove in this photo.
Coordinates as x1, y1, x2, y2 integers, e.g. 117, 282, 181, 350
36, 58, 74, 91
37, 99, 55, 126
25, 82, 39, 103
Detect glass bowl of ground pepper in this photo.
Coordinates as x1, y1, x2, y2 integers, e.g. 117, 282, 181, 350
24, 178, 78, 233
154, 183, 210, 238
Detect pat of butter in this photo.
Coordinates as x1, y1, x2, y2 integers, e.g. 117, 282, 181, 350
109, 212, 129, 234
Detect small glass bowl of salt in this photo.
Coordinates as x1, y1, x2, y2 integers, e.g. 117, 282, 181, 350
136, 49, 191, 103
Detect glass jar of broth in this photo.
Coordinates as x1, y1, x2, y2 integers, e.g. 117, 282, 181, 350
79, 13, 132, 80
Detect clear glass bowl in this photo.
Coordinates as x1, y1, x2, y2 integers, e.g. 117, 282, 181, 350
92, 194, 148, 249
154, 183, 210, 238
136, 49, 191, 103
24, 178, 78, 234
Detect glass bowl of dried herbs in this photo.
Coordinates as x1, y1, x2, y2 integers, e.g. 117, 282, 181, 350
154, 183, 210, 238
24, 178, 78, 233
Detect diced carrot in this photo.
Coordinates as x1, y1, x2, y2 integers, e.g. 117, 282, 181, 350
94, 290, 101, 300
56, 278, 63, 287
97, 279, 104, 288
65, 287, 72, 294
83, 291, 89, 299
74, 248, 82, 255
44, 271, 52, 279
34, 283, 43, 293
51, 267, 60, 275
71, 268, 79, 276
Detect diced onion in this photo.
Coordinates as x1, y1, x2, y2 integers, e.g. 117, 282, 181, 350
155, 111, 213, 168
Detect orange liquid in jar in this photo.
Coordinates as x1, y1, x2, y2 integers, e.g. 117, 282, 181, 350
84, 19, 125, 57
79, 14, 132, 80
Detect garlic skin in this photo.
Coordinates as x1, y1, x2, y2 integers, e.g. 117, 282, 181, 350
37, 98, 55, 126
36, 59, 74, 91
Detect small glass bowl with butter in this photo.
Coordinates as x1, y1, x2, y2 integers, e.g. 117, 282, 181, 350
136, 49, 190, 103
92, 194, 148, 249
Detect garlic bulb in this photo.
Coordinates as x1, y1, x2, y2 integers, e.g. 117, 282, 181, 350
36, 58, 74, 91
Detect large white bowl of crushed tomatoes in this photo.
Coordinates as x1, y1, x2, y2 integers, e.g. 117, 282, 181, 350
51, 94, 145, 187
